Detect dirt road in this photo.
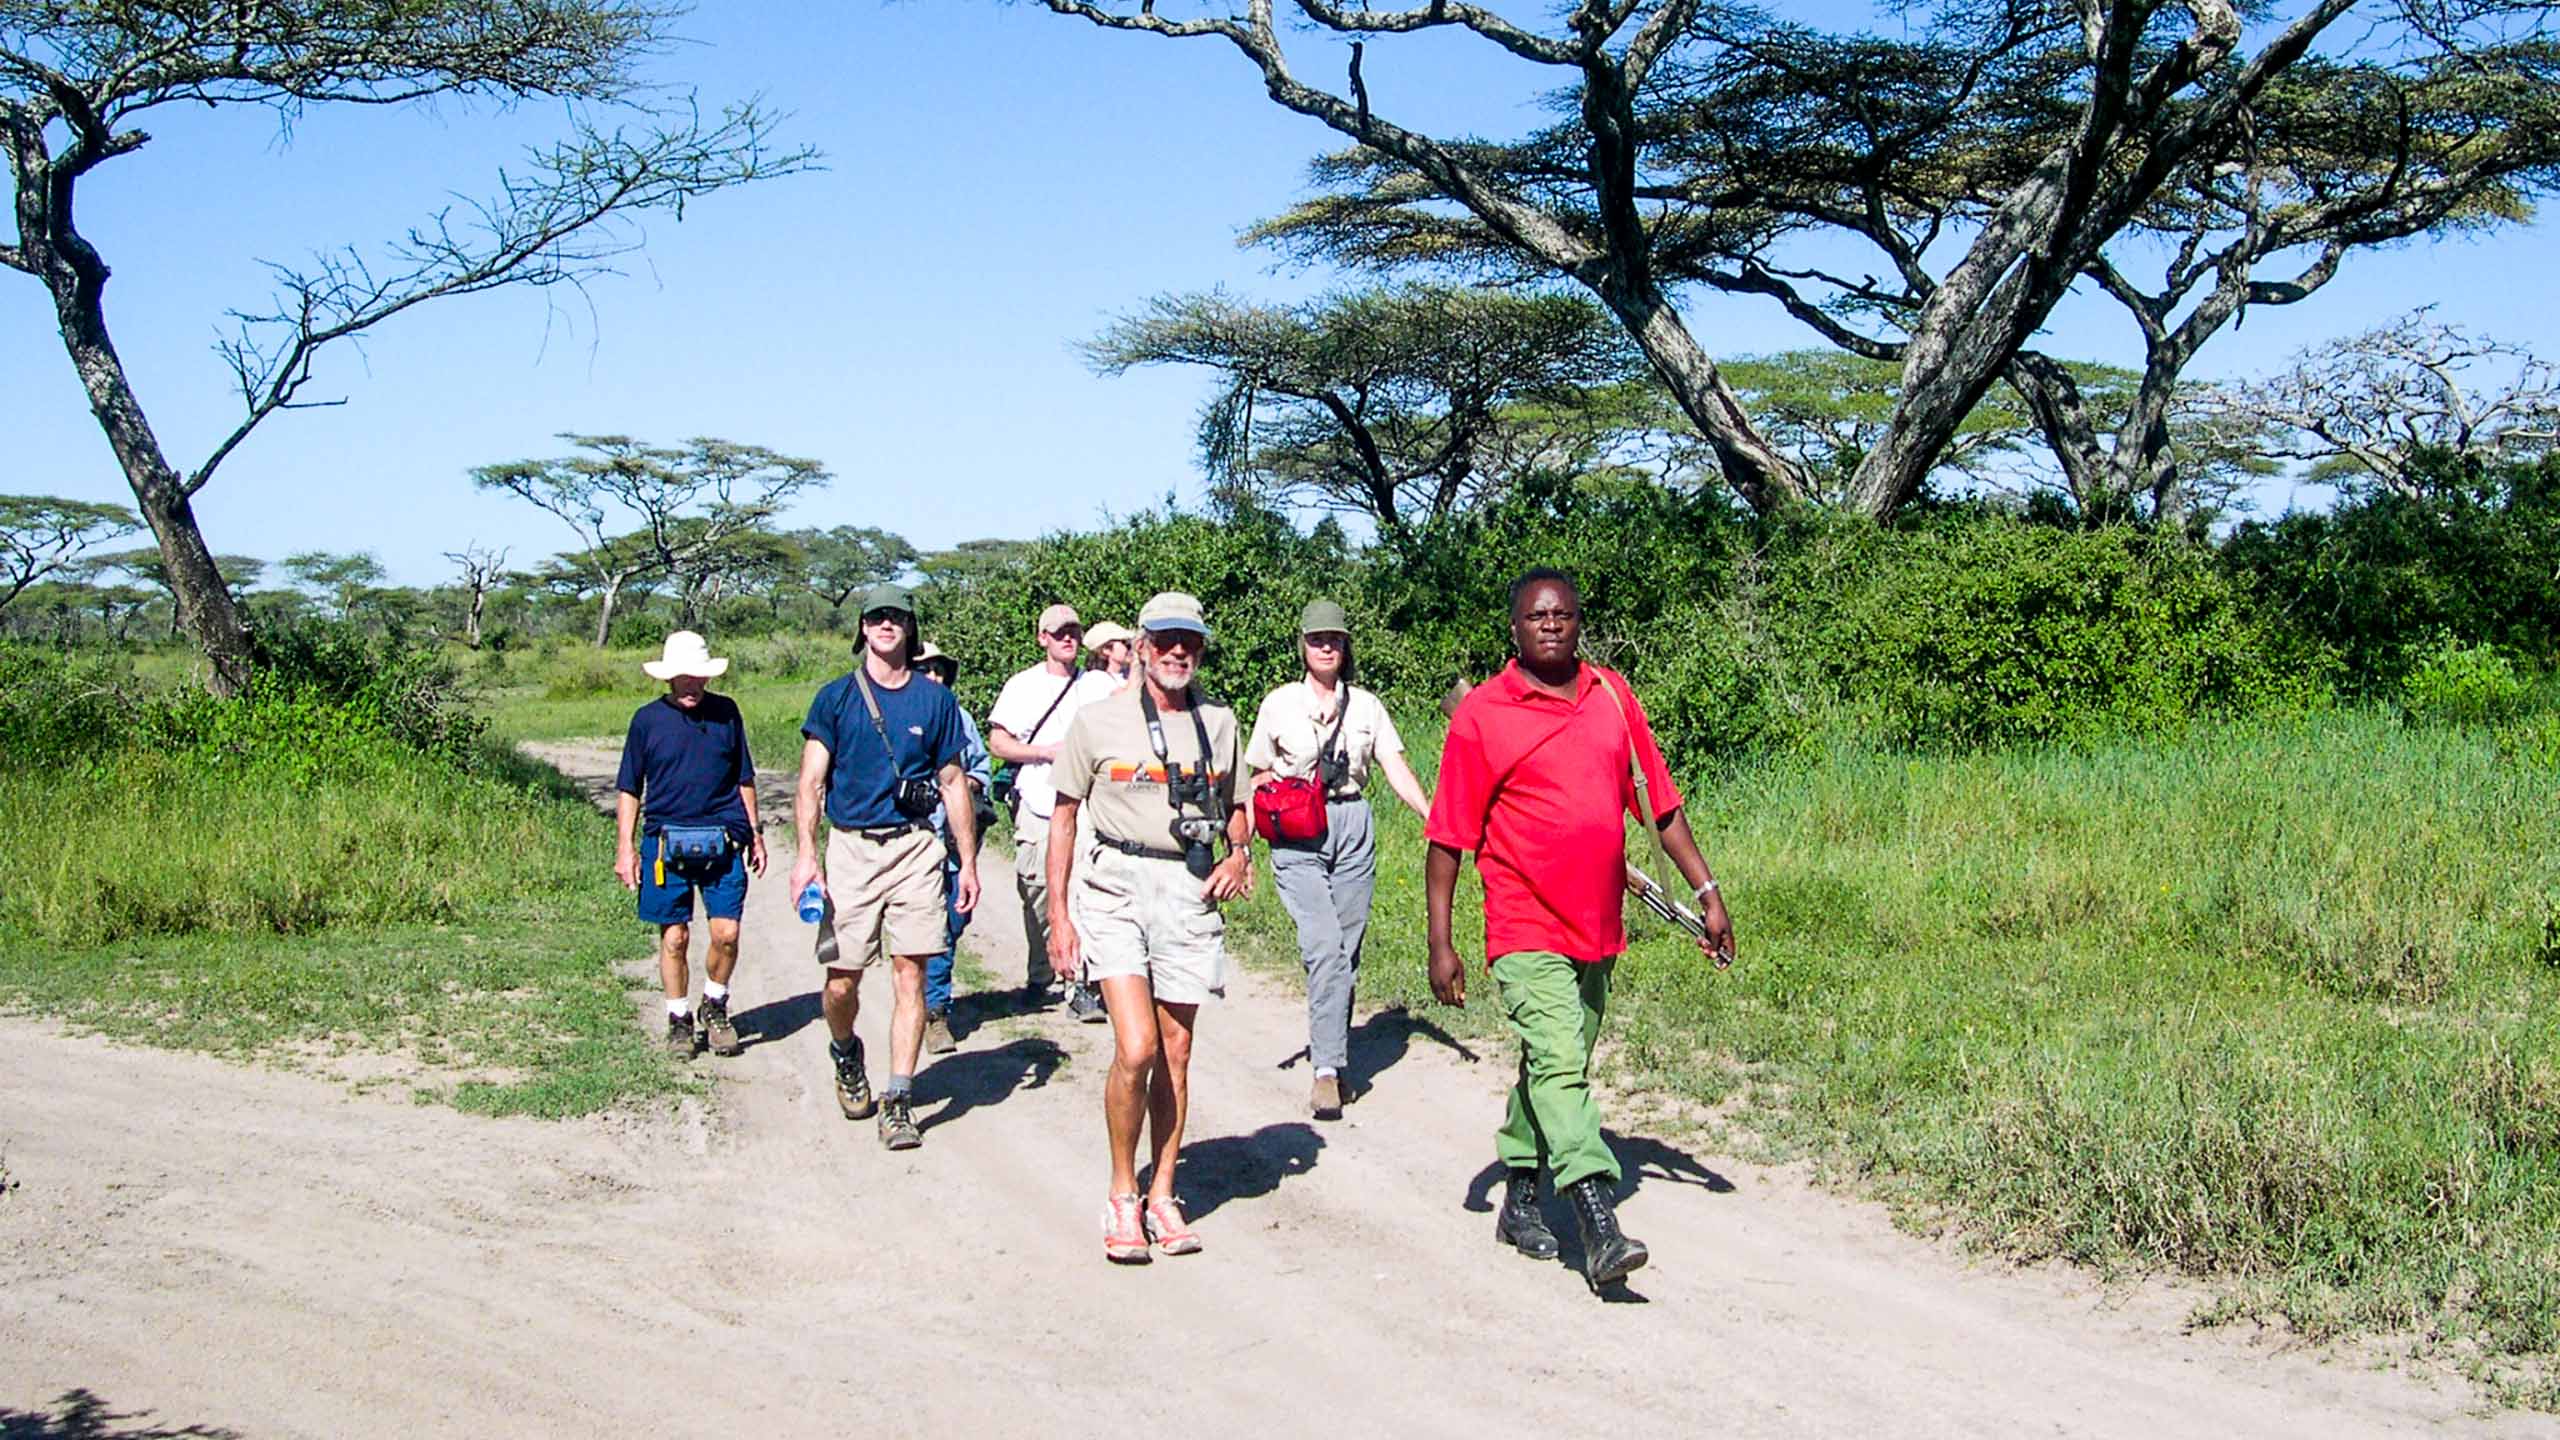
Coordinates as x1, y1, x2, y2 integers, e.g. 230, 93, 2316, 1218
4, 754, 2547, 1437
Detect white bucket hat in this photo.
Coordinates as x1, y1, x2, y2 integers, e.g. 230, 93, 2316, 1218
642, 630, 729, 680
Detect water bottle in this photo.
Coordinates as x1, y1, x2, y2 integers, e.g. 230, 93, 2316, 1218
797, 880, 827, 924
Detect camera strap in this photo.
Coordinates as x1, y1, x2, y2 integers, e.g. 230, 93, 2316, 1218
1313, 681, 1351, 789
849, 666, 916, 782
1139, 682, 1217, 810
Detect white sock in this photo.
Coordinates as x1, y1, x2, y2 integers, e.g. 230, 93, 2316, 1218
704, 981, 729, 1004
1314, 1066, 1338, 1079
667, 998, 691, 1020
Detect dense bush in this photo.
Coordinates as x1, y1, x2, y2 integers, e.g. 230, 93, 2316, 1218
2225, 451, 2560, 693
2402, 637, 2535, 728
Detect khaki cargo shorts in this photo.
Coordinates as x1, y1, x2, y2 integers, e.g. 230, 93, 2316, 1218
814, 826, 945, 970
1074, 842, 1227, 1005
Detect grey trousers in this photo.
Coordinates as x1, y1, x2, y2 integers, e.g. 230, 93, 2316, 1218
1267, 796, 1378, 1073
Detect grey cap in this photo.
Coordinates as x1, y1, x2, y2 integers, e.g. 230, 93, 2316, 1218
1137, 591, 1211, 640
857, 583, 916, 618
1298, 598, 1351, 638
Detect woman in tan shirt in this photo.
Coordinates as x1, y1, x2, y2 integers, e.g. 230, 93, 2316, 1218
1243, 598, 1430, 1119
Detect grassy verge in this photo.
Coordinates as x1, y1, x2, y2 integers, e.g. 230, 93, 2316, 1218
465, 638, 840, 764
0, 644, 684, 1118
1224, 707, 2560, 1403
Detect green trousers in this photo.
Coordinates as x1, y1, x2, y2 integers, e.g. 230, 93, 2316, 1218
1491, 950, 1621, 1190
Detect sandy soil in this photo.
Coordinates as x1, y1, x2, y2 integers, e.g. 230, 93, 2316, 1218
3, 752, 2551, 1438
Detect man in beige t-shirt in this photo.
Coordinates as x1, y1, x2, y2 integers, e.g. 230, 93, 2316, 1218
1047, 591, 1252, 1264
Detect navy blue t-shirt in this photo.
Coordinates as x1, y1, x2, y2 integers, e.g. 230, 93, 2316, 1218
615, 693, 755, 840
803, 668, 967, 831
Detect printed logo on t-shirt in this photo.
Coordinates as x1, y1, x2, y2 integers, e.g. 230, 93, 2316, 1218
1103, 763, 1230, 787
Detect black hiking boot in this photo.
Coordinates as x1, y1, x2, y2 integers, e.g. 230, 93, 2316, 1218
1494, 1168, 1560, 1260
699, 995, 741, 1056
665, 1012, 699, 1060
832, 1038, 876, 1120
1566, 1177, 1648, 1292
877, 1095, 923, 1151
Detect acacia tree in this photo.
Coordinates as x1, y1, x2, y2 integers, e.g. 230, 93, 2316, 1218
0, 2, 810, 691
1075, 0, 2554, 520
790, 525, 919, 616
0, 492, 135, 608
1087, 285, 1644, 535
2218, 313, 2560, 497
444, 544, 511, 648
280, 549, 385, 622
475, 434, 829, 641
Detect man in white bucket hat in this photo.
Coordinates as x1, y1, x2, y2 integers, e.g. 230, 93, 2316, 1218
616, 630, 767, 1059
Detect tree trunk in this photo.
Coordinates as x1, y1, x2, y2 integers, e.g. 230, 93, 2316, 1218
1596, 282, 1810, 512
593, 573, 624, 648
464, 590, 486, 648
51, 282, 253, 692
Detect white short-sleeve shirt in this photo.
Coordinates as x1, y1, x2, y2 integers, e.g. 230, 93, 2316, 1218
988, 663, 1085, 820
1243, 678, 1404, 798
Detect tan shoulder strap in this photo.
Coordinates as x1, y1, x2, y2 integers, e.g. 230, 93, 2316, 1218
1592, 669, 1674, 875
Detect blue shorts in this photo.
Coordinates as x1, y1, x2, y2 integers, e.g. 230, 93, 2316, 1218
637, 830, 748, 926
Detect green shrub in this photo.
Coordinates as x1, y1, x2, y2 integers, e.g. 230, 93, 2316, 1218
2402, 638, 2534, 727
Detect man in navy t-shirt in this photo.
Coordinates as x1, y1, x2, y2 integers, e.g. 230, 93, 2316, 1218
790, 583, 981, 1151
615, 631, 767, 1060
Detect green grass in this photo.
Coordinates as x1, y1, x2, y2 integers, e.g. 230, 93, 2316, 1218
469, 638, 839, 768
0, 657, 685, 1117
1224, 708, 2560, 1403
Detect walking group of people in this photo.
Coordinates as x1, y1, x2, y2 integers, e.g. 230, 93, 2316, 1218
612, 568, 1737, 1291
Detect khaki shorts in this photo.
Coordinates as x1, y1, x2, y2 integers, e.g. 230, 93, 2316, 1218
1074, 842, 1227, 1005
814, 826, 944, 971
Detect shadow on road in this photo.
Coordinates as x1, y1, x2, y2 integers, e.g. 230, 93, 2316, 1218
1459, 1129, 1735, 1217
0, 1389, 239, 1440
916, 1036, 1067, 1132
1165, 1121, 1324, 1222
1273, 1003, 1485, 1103
731, 990, 823, 1050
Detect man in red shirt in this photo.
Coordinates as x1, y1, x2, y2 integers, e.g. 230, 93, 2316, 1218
1425, 567, 1736, 1292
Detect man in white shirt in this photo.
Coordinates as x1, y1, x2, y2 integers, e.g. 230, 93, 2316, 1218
987, 602, 1087, 1006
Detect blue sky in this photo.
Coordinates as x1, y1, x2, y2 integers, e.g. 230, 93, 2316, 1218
6, 4, 2553, 586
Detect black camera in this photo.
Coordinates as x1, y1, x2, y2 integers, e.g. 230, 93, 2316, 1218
894, 775, 939, 820
1318, 748, 1351, 792
1167, 763, 1214, 811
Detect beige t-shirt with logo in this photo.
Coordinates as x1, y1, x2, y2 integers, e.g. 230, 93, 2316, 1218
1244, 679, 1404, 798
1053, 684, 1242, 853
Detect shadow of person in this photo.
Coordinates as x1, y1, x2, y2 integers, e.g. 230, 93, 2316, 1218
1273, 1005, 1485, 1103
730, 990, 823, 1050
0, 1387, 241, 1439
915, 1036, 1066, 1132
1157, 1122, 1324, 1222
1602, 1129, 1737, 1203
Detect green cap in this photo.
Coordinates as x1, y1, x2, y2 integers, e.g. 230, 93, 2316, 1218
1137, 591, 1211, 640
857, 583, 916, 619
1298, 598, 1351, 638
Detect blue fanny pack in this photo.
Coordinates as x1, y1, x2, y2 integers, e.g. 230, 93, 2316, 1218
658, 825, 732, 865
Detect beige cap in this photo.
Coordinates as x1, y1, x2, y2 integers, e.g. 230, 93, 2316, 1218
1138, 591, 1211, 639
1082, 620, 1134, 649
1036, 603, 1083, 638
642, 630, 728, 680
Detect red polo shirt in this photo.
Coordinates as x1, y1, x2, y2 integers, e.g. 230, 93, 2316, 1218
1425, 660, 1682, 965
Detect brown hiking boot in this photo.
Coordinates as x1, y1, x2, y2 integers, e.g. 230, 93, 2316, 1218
1310, 1074, 1344, 1120
832, 1039, 876, 1120
924, 1010, 957, 1055
665, 1013, 699, 1060
699, 996, 741, 1056
877, 1095, 923, 1150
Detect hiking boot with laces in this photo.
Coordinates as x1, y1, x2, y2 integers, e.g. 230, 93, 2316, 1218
1143, 1196, 1202, 1256
832, 1039, 876, 1120
1495, 1168, 1560, 1260
1101, 1193, 1151, 1264
1067, 981, 1108, 1025
1566, 1177, 1648, 1292
699, 996, 741, 1056
877, 1095, 923, 1150
665, 1012, 699, 1060
923, 1010, 957, 1055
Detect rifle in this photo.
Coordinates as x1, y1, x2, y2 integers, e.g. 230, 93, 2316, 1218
1627, 868, 1732, 970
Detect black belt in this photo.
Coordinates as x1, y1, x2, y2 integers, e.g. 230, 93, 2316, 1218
853, 821, 930, 842
1098, 834, 1187, 862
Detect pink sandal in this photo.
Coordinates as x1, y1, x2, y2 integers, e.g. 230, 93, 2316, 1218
1102, 1193, 1151, 1264
1143, 1195, 1202, 1256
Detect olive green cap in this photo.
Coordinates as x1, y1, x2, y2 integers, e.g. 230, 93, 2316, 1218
857, 583, 916, 618
1298, 598, 1351, 638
